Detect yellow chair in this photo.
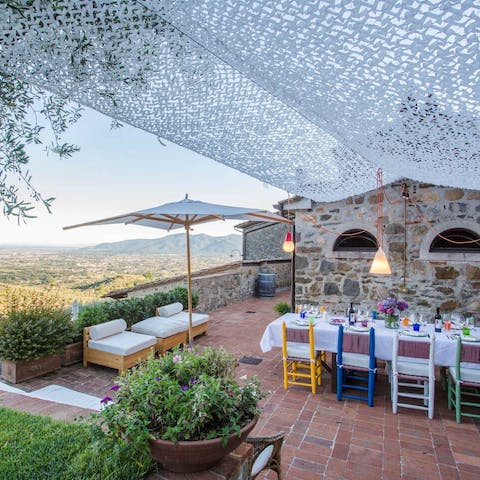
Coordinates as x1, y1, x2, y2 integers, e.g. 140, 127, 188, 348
282, 321, 325, 394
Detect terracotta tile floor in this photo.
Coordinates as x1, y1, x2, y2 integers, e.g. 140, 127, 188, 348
2, 291, 480, 479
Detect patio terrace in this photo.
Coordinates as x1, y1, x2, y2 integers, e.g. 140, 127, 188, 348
1, 292, 480, 480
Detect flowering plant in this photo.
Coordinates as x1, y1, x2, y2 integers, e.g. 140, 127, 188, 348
377, 297, 409, 316
96, 347, 265, 450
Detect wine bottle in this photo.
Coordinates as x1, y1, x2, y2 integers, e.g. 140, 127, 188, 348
434, 307, 442, 333
348, 302, 355, 326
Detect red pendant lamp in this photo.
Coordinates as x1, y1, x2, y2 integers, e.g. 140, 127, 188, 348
282, 230, 295, 253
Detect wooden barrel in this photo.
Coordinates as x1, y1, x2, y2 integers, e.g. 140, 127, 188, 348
257, 273, 276, 297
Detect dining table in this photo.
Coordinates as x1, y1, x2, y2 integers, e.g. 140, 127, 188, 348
260, 312, 478, 392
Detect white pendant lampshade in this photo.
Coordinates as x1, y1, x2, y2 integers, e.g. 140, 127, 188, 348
369, 247, 392, 275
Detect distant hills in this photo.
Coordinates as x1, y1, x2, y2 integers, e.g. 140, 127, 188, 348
77, 233, 242, 256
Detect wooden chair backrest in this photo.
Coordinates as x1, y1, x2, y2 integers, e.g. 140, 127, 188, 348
282, 321, 315, 360
397, 339, 431, 359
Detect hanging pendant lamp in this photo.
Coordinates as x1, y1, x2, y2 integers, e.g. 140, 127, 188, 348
369, 168, 392, 275
369, 246, 391, 274
282, 230, 295, 253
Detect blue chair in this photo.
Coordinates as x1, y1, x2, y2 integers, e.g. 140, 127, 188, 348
337, 325, 376, 407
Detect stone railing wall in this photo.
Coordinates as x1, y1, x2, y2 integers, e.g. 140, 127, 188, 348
125, 259, 291, 312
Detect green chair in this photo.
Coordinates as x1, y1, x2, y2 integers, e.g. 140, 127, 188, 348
447, 337, 480, 423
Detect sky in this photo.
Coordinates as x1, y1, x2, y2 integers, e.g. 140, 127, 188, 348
0, 108, 286, 246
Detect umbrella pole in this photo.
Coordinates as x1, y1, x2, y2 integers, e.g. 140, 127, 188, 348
185, 222, 193, 347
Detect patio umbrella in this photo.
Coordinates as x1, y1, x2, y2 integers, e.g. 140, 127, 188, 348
64, 195, 292, 345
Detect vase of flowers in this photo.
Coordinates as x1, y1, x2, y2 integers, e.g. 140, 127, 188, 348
377, 297, 409, 329
95, 346, 265, 473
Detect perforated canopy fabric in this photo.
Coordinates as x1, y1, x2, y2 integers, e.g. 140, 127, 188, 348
0, 1, 478, 201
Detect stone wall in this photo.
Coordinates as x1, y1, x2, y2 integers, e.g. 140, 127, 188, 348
242, 222, 291, 261
125, 259, 291, 312
293, 180, 480, 318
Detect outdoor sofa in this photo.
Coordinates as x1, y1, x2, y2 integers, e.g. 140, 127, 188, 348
130, 302, 209, 355
155, 302, 210, 338
131, 315, 188, 355
83, 318, 156, 373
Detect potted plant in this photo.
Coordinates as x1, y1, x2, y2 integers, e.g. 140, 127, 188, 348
0, 308, 73, 383
274, 301, 291, 316
95, 346, 265, 473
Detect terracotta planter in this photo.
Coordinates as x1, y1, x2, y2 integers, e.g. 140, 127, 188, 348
62, 341, 83, 366
149, 416, 258, 473
1, 354, 62, 383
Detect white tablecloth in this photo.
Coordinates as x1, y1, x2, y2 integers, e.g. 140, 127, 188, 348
260, 313, 465, 367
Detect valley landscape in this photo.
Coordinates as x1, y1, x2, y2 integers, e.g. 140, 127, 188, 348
0, 234, 241, 305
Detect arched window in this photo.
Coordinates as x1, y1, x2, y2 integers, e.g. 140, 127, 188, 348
429, 228, 480, 253
333, 229, 378, 252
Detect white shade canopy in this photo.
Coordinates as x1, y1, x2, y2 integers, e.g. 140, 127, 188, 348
1, 1, 478, 201
63, 196, 291, 232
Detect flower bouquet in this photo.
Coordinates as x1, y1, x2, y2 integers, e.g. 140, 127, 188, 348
377, 297, 409, 329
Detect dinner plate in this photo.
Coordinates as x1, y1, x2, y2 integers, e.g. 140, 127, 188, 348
329, 318, 345, 325
402, 330, 428, 337
293, 320, 315, 327
461, 335, 480, 342
348, 325, 370, 332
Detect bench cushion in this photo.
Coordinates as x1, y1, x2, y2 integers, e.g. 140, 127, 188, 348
131, 317, 186, 338
158, 302, 183, 317
88, 331, 156, 356
89, 319, 127, 341
170, 311, 209, 326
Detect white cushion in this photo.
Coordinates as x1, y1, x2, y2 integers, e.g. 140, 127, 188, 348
170, 311, 209, 326
396, 358, 429, 377
251, 445, 274, 477
158, 302, 183, 317
287, 342, 311, 359
88, 331, 155, 356
89, 319, 127, 341
342, 352, 370, 369
132, 317, 186, 338
449, 365, 480, 384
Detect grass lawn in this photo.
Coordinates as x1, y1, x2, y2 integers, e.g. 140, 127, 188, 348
0, 407, 152, 480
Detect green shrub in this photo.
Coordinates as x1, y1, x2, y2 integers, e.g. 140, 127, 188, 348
167, 286, 199, 310
0, 407, 153, 480
0, 309, 74, 361
74, 286, 199, 333
274, 301, 291, 316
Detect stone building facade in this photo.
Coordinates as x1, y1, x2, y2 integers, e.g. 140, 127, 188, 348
286, 180, 480, 318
